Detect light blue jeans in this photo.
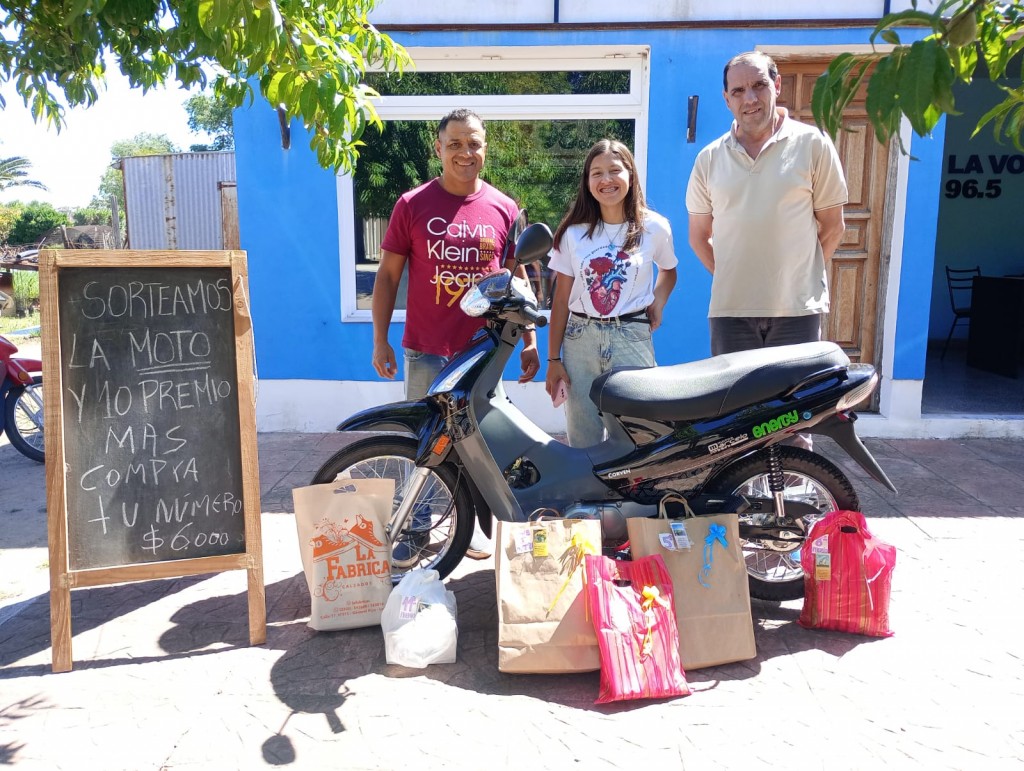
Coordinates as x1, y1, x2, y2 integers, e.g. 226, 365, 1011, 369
404, 349, 449, 400
562, 315, 655, 448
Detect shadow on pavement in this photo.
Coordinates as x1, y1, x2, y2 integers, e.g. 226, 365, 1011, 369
0, 574, 214, 674
148, 563, 884, 742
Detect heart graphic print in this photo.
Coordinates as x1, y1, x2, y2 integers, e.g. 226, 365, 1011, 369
583, 249, 632, 316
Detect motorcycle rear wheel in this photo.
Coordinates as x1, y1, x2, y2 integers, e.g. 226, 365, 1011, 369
311, 436, 474, 583
5, 375, 44, 463
705, 446, 858, 602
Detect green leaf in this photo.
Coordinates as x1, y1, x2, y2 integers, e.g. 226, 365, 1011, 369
66, 0, 93, 23
299, 78, 318, 119
197, 0, 216, 35
898, 40, 943, 136
869, 9, 945, 46
880, 30, 902, 45
865, 54, 901, 144
931, 46, 959, 117
812, 53, 859, 137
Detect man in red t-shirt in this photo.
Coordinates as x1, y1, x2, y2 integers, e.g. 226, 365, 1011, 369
372, 108, 538, 391
371, 108, 539, 560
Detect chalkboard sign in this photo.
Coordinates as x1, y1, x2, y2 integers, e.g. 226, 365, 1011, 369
41, 250, 265, 672
58, 266, 245, 569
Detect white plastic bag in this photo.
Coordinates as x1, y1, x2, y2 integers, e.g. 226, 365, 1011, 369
381, 569, 458, 668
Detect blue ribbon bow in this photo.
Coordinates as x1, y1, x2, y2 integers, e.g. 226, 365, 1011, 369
699, 523, 728, 588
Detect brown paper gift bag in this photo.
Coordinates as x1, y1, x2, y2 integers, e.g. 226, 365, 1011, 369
495, 516, 602, 673
292, 478, 395, 631
627, 495, 756, 669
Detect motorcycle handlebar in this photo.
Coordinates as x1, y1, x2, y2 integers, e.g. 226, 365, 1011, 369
523, 306, 548, 328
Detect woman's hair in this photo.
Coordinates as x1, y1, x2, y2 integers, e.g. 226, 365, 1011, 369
552, 139, 647, 253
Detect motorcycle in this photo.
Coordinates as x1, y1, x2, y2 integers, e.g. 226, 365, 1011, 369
0, 333, 44, 463
313, 221, 896, 601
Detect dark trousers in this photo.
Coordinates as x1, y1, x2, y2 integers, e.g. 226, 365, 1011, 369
709, 315, 823, 356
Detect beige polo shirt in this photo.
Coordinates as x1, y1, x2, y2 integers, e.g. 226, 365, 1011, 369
686, 111, 848, 317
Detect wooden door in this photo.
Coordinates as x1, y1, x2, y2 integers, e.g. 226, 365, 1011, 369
777, 60, 891, 365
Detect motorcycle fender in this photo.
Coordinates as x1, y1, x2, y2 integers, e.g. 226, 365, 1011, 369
6, 358, 40, 383
335, 401, 433, 435
810, 414, 898, 493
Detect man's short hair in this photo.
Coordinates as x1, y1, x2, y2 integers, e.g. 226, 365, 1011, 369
438, 108, 484, 137
723, 51, 779, 91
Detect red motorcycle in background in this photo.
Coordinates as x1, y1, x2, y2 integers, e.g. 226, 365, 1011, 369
0, 333, 44, 462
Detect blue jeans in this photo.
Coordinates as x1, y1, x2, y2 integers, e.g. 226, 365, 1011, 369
404, 349, 450, 401
562, 315, 655, 448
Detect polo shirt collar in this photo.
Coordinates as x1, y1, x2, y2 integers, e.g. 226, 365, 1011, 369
725, 106, 792, 153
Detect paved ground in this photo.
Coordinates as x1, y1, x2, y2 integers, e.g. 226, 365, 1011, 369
2, 424, 1023, 770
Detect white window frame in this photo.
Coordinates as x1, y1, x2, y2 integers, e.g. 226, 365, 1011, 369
338, 44, 651, 321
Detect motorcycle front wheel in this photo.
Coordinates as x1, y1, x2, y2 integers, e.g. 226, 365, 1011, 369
311, 435, 474, 583
5, 375, 44, 463
705, 446, 858, 602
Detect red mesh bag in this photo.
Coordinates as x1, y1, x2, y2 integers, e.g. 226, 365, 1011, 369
798, 510, 896, 637
584, 553, 690, 704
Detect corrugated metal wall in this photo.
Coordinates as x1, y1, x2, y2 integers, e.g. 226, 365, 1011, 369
121, 152, 237, 250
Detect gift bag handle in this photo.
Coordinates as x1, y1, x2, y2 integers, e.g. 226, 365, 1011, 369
658, 492, 696, 520
528, 507, 562, 524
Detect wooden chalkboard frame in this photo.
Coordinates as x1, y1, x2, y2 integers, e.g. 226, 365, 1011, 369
40, 249, 266, 672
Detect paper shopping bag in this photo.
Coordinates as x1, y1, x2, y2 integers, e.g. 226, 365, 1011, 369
799, 510, 895, 637
291, 478, 395, 631
627, 495, 756, 669
584, 553, 690, 703
495, 516, 602, 673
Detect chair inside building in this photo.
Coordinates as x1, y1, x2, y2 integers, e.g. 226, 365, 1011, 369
942, 265, 981, 360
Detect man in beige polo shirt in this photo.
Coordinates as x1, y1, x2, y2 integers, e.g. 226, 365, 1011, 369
686, 50, 848, 356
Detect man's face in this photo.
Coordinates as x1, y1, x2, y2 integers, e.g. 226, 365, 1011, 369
723, 58, 781, 139
435, 118, 487, 193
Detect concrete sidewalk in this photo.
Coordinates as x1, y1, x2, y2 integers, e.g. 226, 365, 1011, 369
1, 432, 1023, 770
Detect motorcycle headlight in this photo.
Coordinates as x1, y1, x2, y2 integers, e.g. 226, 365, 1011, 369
460, 284, 491, 317
460, 270, 512, 317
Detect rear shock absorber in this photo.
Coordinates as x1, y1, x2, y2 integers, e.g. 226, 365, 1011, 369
766, 444, 788, 520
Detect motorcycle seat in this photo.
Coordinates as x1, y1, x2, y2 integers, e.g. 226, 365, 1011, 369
591, 341, 850, 421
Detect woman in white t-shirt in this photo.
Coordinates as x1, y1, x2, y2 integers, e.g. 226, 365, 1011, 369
545, 139, 678, 448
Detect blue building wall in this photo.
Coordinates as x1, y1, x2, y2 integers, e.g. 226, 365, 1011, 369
234, 25, 940, 392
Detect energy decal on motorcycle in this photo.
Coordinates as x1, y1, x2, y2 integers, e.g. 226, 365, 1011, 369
582, 247, 633, 315
707, 434, 748, 455
751, 409, 800, 439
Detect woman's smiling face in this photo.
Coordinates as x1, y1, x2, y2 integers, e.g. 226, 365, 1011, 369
587, 151, 631, 218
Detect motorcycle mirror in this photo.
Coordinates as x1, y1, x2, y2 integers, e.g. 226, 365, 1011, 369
513, 222, 553, 267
